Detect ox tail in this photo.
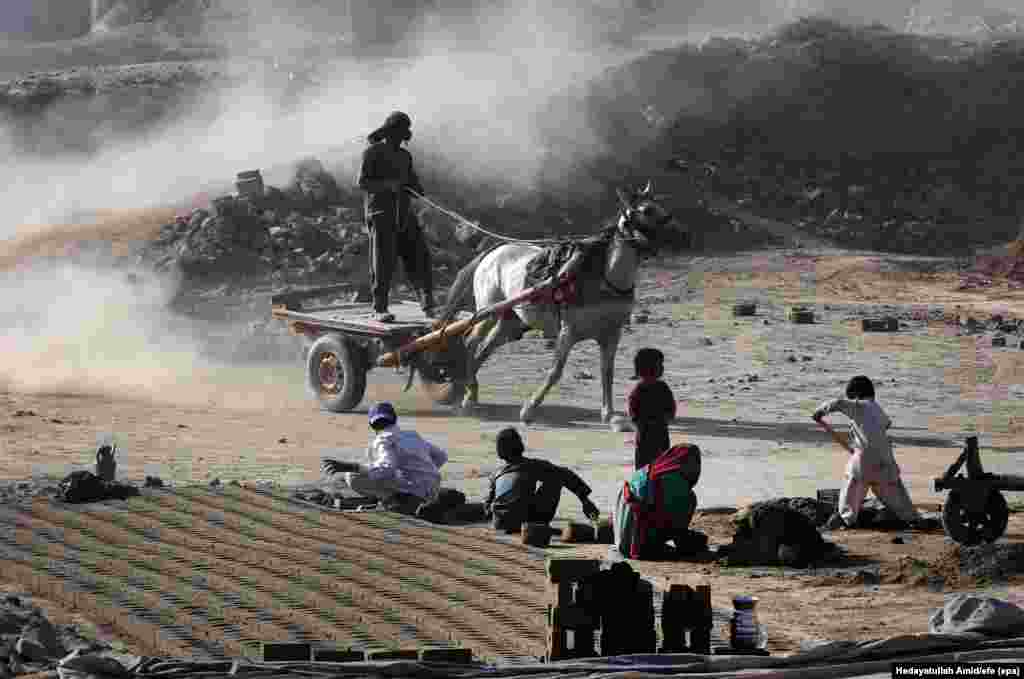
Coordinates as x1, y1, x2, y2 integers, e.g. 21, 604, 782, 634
438, 246, 498, 323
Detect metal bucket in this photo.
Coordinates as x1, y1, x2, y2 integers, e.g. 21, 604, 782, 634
522, 522, 552, 547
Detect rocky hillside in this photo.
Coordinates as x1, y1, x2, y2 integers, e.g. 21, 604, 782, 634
6, 15, 1024, 255
542, 18, 1024, 253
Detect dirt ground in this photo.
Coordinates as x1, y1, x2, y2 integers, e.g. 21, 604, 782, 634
1, 212, 1023, 656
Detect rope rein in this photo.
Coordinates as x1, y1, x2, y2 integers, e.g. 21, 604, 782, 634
407, 188, 647, 246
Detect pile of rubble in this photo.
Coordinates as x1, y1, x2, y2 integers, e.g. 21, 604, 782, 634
142, 158, 475, 285
0, 592, 134, 678
945, 309, 1024, 345
957, 253, 1024, 290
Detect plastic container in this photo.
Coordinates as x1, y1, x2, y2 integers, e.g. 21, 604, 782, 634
730, 595, 765, 650
95, 434, 117, 482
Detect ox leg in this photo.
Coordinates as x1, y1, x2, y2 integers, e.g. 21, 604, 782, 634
521, 326, 575, 423
598, 330, 623, 425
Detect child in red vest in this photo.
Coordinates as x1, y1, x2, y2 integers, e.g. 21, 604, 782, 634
627, 348, 677, 469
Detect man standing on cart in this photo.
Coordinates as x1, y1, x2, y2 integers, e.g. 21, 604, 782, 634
358, 111, 436, 323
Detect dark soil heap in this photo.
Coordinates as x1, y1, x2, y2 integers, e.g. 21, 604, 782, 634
545, 18, 1024, 253
960, 543, 1024, 582
139, 159, 475, 287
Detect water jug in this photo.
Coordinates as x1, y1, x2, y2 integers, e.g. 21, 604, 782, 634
95, 444, 117, 482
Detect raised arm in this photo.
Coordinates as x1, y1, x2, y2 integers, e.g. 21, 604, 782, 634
813, 398, 859, 422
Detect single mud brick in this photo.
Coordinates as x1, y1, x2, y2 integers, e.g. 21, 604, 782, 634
261, 642, 311, 662
523, 522, 553, 547
786, 306, 814, 324
862, 318, 897, 332
562, 521, 596, 543
551, 604, 598, 628
732, 302, 757, 317
419, 648, 473, 664
660, 584, 692, 652
312, 647, 365, 662
547, 624, 568, 662
365, 649, 419, 661
546, 558, 600, 583
568, 627, 597, 658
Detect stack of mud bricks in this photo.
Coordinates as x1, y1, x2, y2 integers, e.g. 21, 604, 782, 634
660, 584, 712, 654
545, 559, 656, 661
260, 642, 473, 664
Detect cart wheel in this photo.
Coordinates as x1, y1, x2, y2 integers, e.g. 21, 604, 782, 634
942, 488, 1009, 546
306, 334, 367, 412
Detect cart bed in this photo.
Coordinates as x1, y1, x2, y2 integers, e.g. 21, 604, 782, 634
272, 299, 434, 338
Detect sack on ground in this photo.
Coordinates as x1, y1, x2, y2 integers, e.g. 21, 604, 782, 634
57, 471, 139, 504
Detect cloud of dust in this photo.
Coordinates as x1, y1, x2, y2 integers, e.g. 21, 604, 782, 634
0, 256, 306, 408
0, 1, 651, 241
0, 1, 657, 402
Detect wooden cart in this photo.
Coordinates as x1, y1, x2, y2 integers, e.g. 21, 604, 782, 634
271, 279, 559, 412
270, 285, 468, 412
933, 436, 1023, 545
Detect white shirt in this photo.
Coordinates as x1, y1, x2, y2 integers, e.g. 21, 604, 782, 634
816, 398, 898, 479
364, 424, 448, 499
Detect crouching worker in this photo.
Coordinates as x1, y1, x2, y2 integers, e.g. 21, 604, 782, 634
813, 375, 921, 530
484, 428, 600, 532
614, 443, 703, 559
321, 402, 447, 515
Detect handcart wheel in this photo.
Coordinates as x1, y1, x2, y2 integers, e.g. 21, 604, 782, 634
306, 334, 367, 412
942, 488, 1009, 546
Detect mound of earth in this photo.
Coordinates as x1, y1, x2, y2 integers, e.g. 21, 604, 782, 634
960, 543, 1024, 582
542, 17, 1024, 252
724, 497, 838, 568
139, 159, 475, 286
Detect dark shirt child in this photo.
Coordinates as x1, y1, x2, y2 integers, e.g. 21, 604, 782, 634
484, 428, 600, 532
627, 348, 677, 469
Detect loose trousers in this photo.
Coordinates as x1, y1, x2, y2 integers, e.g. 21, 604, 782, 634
368, 211, 434, 313
838, 451, 920, 526
491, 480, 564, 532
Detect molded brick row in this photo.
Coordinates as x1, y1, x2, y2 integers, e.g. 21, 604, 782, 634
170, 492, 537, 620
85, 491, 540, 659
189, 493, 548, 655
175, 492, 542, 653
0, 558, 187, 657
11, 518, 226, 658
224, 487, 542, 575
22, 507, 322, 651
183, 490, 546, 633
163, 491, 543, 658
234, 487, 541, 570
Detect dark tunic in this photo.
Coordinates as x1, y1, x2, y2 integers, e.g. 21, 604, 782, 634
627, 379, 677, 469
357, 142, 423, 230
356, 141, 431, 312
484, 457, 592, 530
